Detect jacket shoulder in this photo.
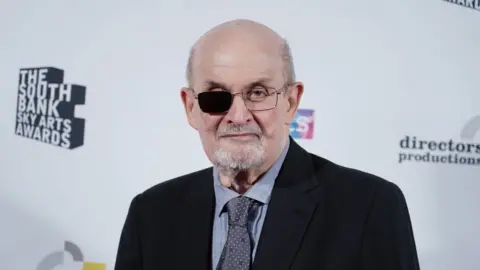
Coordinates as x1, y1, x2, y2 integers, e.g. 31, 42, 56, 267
136, 167, 212, 205
309, 153, 403, 196
308, 153, 409, 222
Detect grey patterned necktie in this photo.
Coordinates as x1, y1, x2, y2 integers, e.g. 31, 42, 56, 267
217, 196, 255, 270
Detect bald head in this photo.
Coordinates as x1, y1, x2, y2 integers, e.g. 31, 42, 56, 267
186, 19, 295, 87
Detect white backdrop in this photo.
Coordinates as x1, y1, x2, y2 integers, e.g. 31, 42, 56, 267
1, 0, 479, 269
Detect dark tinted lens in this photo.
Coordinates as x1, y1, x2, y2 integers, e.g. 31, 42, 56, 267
197, 91, 232, 113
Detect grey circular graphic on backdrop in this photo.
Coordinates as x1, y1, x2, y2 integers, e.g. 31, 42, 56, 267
460, 115, 480, 141
37, 241, 84, 270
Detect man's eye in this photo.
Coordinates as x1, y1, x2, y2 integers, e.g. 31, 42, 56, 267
252, 90, 266, 96
249, 87, 268, 97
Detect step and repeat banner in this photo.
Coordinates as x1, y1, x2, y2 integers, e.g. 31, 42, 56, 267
0, 0, 479, 269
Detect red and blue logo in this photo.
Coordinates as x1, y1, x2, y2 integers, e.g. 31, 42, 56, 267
289, 109, 314, 139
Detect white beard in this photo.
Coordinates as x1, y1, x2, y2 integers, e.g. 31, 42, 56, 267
214, 138, 266, 171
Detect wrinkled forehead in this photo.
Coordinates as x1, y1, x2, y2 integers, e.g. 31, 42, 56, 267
192, 50, 285, 91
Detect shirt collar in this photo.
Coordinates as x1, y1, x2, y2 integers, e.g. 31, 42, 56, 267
213, 139, 290, 217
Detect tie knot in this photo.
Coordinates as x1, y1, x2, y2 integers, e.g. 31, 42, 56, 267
225, 196, 255, 226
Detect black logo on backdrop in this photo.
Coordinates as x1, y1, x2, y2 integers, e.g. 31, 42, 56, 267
14, 67, 86, 149
398, 116, 480, 166
443, 0, 480, 11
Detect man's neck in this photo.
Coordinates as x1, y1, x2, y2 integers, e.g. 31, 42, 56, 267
218, 168, 264, 194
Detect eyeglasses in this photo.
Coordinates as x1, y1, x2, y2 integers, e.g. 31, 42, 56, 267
190, 83, 289, 114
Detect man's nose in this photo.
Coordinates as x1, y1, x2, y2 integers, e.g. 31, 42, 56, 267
224, 94, 252, 124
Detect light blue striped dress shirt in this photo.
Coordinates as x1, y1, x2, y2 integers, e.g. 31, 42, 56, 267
211, 139, 290, 270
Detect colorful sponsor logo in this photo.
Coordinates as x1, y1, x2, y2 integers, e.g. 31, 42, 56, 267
37, 241, 106, 270
290, 109, 314, 139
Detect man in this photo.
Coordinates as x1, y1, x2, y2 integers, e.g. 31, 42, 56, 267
114, 19, 420, 270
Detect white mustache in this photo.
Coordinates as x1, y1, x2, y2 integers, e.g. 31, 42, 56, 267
217, 124, 262, 137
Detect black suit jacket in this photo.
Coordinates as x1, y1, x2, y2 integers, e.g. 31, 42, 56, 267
114, 138, 420, 270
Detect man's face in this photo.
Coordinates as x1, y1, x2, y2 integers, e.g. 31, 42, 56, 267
181, 45, 302, 171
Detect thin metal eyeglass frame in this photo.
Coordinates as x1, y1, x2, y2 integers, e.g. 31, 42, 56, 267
188, 83, 291, 112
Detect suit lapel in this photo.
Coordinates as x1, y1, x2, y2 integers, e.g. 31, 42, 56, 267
175, 169, 215, 270
252, 138, 326, 270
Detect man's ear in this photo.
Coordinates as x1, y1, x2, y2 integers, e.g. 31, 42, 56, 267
285, 82, 304, 124
180, 87, 199, 130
